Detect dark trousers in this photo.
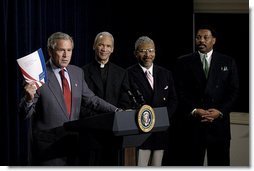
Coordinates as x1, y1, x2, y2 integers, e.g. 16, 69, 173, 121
189, 137, 230, 166
78, 131, 122, 166
31, 128, 79, 166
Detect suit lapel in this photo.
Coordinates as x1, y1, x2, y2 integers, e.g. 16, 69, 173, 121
105, 63, 113, 99
191, 53, 207, 88
89, 63, 104, 96
68, 66, 81, 119
46, 64, 68, 119
153, 65, 161, 91
151, 66, 158, 103
135, 65, 153, 99
205, 53, 220, 92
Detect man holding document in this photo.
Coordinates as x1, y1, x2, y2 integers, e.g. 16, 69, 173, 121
19, 32, 118, 165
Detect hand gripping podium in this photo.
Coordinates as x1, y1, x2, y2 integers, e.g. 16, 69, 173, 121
63, 106, 169, 165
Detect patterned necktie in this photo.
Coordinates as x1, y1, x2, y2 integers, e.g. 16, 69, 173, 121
202, 54, 209, 78
145, 70, 153, 89
60, 69, 71, 118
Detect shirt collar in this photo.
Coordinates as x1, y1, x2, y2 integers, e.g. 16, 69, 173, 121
139, 63, 153, 76
198, 49, 213, 63
49, 58, 67, 72
95, 57, 109, 68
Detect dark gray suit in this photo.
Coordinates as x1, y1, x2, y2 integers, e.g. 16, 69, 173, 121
19, 62, 117, 165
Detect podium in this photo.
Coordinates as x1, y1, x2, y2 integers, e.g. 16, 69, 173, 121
63, 106, 169, 165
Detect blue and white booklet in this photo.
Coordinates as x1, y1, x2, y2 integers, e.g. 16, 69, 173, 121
17, 48, 47, 89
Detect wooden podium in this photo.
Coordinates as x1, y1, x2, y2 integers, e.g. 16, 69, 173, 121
63, 106, 169, 166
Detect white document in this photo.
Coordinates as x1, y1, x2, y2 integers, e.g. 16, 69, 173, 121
17, 48, 47, 89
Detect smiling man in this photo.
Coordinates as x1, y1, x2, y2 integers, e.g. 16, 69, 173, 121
127, 36, 177, 166
81, 31, 131, 166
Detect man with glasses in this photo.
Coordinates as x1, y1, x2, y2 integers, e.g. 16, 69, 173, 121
127, 36, 177, 166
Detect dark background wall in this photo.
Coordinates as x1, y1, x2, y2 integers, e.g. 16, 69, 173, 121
0, 0, 193, 165
0, 0, 249, 166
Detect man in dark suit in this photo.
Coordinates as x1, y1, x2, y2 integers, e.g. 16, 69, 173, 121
19, 32, 118, 166
127, 36, 177, 166
81, 31, 131, 165
173, 26, 239, 166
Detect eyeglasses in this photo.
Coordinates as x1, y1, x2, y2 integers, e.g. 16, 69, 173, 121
137, 48, 155, 53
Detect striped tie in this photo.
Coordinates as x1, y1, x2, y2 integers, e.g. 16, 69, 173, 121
145, 70, 153, 89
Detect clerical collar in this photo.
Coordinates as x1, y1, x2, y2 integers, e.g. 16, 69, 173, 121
100, 63, 105, 68
95, 59, 109, 68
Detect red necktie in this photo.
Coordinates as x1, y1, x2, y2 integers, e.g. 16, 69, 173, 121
60, 69, 71, 117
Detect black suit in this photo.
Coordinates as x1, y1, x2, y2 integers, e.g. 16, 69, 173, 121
173, 51, 239, 165
127, 64, 177, 150
82, 61, 130, 112
81, 61, 131, 165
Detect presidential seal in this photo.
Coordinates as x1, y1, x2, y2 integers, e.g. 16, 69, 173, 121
137, 105, 155, 132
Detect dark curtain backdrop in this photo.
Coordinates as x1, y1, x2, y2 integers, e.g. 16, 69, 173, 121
0, 0, 193, 165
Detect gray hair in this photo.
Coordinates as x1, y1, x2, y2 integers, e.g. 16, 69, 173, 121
93, 31, 114, 49
134, 36, 154, 51
47, 32, 74, 51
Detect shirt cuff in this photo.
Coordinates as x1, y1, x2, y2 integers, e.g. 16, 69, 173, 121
191, 108, 197, 115
219, 112, 223, 118
115, 108, 123, 112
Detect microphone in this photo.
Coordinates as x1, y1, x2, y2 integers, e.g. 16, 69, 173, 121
131, 83, 146, 106
127, 90, 140, 109
135, 89, 145, 106
122, 84, 140, 109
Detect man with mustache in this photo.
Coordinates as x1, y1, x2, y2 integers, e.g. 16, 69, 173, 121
127, 36, 177, 166
173, 25, 239, 166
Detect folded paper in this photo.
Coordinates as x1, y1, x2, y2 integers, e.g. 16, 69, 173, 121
17, 48, 47, 89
